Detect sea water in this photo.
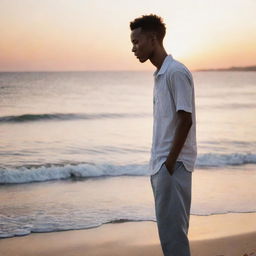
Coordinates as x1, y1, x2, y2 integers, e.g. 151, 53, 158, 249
0, 71, 255, 238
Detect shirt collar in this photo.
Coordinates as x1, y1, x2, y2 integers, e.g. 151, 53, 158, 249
153, 55, 173, 77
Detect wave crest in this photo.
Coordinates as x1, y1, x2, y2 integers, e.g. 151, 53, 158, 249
0, 153, 256, 184
197, 153, 256, 167
0, 112, 149, 123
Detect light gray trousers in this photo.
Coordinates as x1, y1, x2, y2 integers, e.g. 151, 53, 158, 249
150, 161, 192, 256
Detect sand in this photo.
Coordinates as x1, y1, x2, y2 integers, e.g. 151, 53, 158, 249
0, 213, 256, 256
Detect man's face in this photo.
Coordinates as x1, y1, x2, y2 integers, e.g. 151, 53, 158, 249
130, 27, 154, 63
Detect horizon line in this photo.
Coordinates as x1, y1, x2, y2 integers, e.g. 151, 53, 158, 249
1, 65, 256, 73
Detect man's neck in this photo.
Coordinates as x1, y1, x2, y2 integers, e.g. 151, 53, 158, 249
150, 47, 168, 70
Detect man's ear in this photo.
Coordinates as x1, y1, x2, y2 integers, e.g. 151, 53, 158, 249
148, 32, 157, 45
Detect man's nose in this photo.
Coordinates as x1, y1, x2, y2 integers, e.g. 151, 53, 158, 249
132, 45, 136, 52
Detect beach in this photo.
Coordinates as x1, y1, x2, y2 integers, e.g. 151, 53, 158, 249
0, 71, 256, 255
1, 0, 256, 253
1, 213, 256, 256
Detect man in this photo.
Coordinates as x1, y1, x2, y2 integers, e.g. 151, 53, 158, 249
130, 14, 197, 256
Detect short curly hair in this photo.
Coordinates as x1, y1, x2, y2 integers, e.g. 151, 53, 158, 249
130, 14, 166, 43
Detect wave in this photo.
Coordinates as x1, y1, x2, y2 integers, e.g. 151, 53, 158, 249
0, 163, 147, 184
1, 153, 256, 184
0, 215, 151, 239
1, 210, 256, 239
196, 153, 256, 167
0, 112, 150, 123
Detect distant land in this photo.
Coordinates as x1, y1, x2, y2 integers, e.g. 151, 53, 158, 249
196, 65, 256, 72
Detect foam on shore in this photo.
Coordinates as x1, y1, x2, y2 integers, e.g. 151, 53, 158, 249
0, 213, 256, 256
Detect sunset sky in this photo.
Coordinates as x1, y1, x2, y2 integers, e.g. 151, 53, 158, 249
0, 0, 255, 71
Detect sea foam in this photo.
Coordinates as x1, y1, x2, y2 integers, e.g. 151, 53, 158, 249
0, 153, 255, 184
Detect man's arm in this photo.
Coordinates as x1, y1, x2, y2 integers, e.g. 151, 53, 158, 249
164, 110, 192, 175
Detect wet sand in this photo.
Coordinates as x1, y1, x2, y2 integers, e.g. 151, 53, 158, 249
0, 213, 256, 256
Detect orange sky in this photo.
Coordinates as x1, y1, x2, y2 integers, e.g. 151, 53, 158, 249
0, 0, 255, 71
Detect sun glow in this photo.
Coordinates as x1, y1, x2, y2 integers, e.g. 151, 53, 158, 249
0, 0, 255, 71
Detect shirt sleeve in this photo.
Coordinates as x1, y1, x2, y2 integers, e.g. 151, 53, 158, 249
170, 71, 193, 113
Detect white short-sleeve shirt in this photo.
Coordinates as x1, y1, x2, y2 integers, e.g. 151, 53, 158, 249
149, 55, 197, 175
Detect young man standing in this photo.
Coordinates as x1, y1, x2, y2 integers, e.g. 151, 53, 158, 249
130, 15, 197, 256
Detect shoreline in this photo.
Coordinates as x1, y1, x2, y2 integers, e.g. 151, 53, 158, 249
1, 212, 256, 256
1, 210, 256, 240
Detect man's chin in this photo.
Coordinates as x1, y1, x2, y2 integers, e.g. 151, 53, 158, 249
138, 57, 147, 63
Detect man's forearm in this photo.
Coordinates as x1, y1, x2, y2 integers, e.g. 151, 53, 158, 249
164, 111, 192, 175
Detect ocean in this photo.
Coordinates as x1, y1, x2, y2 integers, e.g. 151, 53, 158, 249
0, 71, 255, 238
